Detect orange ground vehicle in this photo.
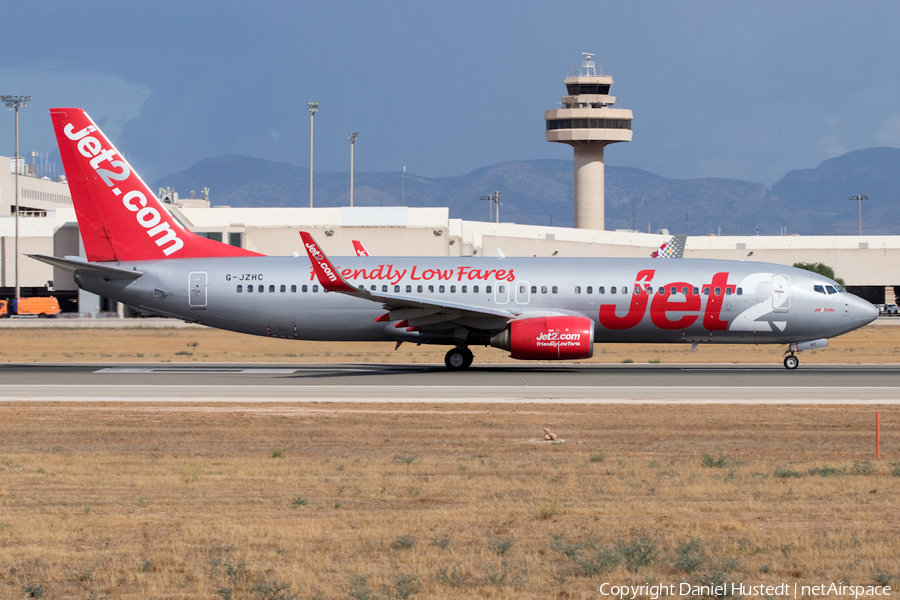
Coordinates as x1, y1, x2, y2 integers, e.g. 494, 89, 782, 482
0, 297, 61, 317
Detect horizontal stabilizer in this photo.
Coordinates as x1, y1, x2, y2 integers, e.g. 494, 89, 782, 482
27, 254, 143, 280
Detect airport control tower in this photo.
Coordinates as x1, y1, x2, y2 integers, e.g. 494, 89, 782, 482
545, 53, 633, 230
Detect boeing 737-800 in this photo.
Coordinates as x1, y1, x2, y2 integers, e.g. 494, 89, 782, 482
30, 108, 878, 370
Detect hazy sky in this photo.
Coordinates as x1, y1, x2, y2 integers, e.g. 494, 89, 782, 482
2, 1, 899, 186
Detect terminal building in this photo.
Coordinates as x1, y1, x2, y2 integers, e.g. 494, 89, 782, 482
2, 53, 898, 313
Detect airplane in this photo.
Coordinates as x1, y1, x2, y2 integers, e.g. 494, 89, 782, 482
651, 234, 687, 258
30, 108, 878, 371
352, 240, 371, 257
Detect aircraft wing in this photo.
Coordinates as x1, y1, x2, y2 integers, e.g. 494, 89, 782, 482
27, 254, 143, 280
300, 232, 518, 330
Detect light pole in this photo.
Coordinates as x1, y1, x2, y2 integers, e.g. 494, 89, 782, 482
1, 94, 32, 305
349, 132, 358, 207
849, 194, 868, 236
493, 191, 502, 223
480, 195, 492, 222
308, 101, 319, 208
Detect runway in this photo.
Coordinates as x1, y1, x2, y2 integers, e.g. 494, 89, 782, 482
2, 362, 900, 403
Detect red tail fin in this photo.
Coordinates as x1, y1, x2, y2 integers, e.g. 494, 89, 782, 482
352, 240, 371, 256
50, 108, 262, 262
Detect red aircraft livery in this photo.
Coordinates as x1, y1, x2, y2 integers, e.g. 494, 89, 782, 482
29, 107, 878, 370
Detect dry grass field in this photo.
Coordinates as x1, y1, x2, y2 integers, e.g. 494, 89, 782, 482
0, 323, 897, 365
0, 403, 898, 599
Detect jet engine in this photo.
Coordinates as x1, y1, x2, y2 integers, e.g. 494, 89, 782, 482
490, 315, 594, 360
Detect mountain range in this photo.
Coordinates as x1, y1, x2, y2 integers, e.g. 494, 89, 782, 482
152, 147, 900, 236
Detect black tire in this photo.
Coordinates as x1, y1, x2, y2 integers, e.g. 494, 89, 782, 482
445, 347, 471, 370
783, 355, 799, 370
461, 347, 474, 368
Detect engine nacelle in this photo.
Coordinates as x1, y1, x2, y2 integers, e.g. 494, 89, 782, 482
491, 315, 594, 360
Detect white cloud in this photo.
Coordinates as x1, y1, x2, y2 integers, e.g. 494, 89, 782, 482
874, 112, 900, 147
0, 68, 150, 154
819, 133, 846, 159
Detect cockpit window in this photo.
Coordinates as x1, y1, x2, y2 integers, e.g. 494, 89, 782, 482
825, 285, 837, 295
835, 284, 846, 293
814, 285, 826, 294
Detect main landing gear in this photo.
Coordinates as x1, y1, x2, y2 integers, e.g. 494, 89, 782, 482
445, 346, 474, 370
783, 354, 799, 370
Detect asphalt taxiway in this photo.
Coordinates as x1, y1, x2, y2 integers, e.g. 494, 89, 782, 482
1, 363, 899, 403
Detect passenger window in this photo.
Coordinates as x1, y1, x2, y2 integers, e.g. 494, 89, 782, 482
611, 286, 616, 295
462, 285, 467, 293
498, 285, 505, 293
714, 287, 721, 295
439, 285, 445, 293
473, 285, 479, 293
737, 288, 742, 295
621, 287, 628, 295
587, 286, 592, 294
541, 286, 548, 294
552, 286, 558, 294
671, 286, 677, 295
291, 285, 297, 293
599, 286, 605, 294
531, 286, 537, 293
725, 288, 732, 296
358, 285, 364, 290
313, 285, 319, 293
522, 285, 528, 294
269, 285, 275, 293
237, 285, 242, 292
825, 285, 837, 295
486, 285, 492, 293
406, 285, 412, 293
703, 287, 710, 295
692, 287, 699, 295
302, 285, 308, 292
248, 285, 254, 293
681, 287, 688, 295
280, 285, 286, 293
575, 286, 581, 294
634, 286, 642, 295
394, 285, 400, 293
382, 285, 388, 292
428, 285, 434, 293
417, 285, 423, 293
450, 285, 456, 293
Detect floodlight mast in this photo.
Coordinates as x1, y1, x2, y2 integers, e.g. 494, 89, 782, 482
308, 101, 319, 208
349, 132, 358, 207
849, 194, 868, 236
480, 194, 493, 222
1, 94, 32, 305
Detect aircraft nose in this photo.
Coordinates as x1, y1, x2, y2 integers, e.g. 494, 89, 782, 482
852, 296, 879, 324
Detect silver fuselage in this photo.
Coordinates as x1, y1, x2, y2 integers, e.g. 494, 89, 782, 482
77, 255, 877, 347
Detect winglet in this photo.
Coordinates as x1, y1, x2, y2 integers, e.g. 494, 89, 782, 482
299, 231, 360, 294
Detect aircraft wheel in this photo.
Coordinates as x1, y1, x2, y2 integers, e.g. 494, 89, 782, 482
783, 355, 799, 370
445, 347, 472, 370
461, 347, 474, 368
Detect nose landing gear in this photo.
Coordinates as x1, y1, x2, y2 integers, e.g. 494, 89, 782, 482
445, 346, 474, 370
